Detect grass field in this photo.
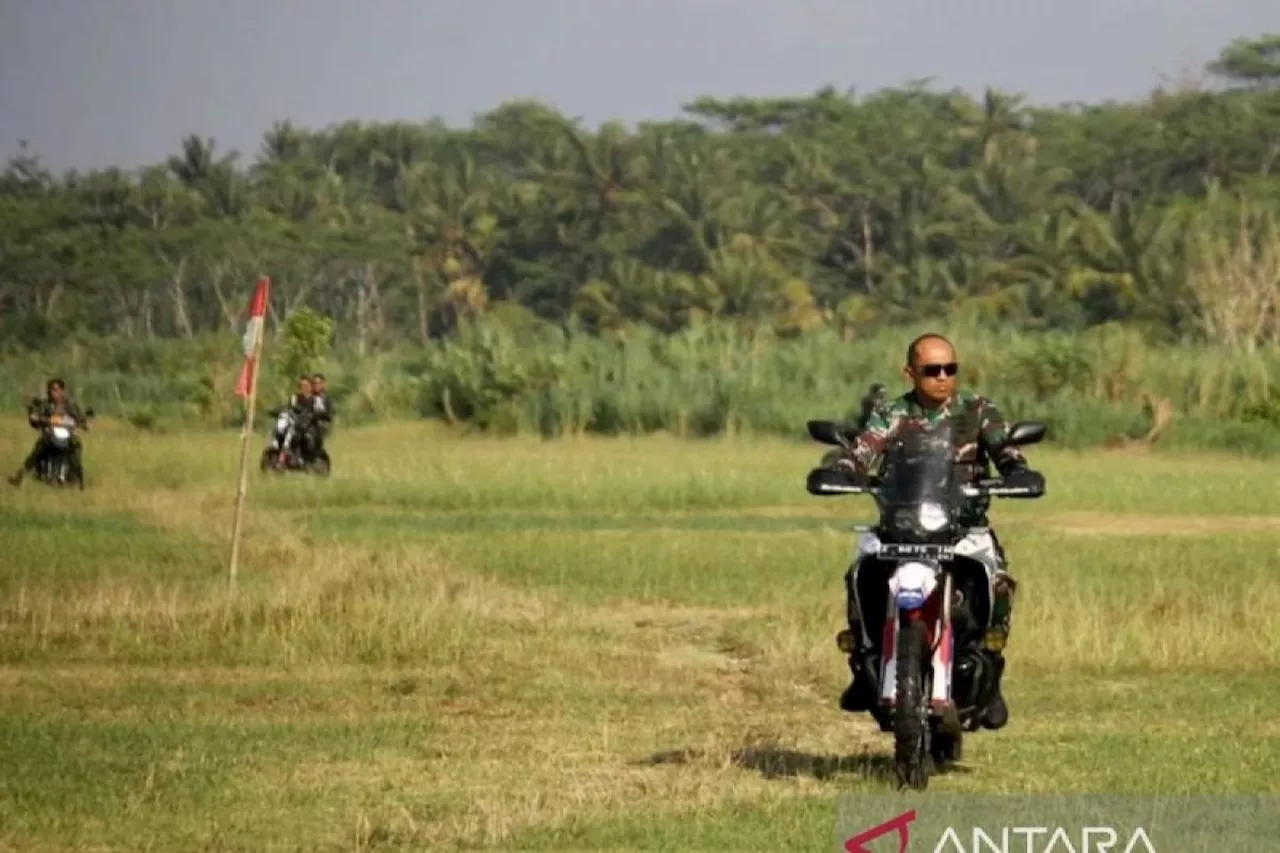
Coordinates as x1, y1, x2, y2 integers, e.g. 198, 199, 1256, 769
1, 416, 1279, 851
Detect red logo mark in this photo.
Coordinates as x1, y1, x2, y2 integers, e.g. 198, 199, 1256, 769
844, 808, 917, 853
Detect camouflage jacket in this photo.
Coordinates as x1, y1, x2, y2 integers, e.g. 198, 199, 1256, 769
27, 397, 87, 430
825, 389, 1027, 525
285, 395, 318, 425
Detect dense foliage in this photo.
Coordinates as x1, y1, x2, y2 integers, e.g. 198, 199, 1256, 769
4, 35, 1280, 449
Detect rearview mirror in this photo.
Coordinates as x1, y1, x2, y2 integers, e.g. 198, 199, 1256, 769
806, 466, 862, 495
1005, 421, 1046, 447
85, 407, 95, 418
807, 420, 847, 446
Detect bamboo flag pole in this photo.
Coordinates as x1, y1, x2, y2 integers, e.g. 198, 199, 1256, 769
228, 275, 271, 594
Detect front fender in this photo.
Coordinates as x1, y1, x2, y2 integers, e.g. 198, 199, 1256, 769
888, 561, 939, 611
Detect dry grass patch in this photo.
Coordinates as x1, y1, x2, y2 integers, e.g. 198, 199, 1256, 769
1038, 511, 1280, 536
207, 656, 882, 850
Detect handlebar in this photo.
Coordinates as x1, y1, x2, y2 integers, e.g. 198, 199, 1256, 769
808, 477, 1041, 499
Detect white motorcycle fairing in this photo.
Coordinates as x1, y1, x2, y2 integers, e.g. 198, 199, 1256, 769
847, 526, 1004, 713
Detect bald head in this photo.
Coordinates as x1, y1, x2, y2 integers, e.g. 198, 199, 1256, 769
906, 333, 954, 368
903, 333, 958, 407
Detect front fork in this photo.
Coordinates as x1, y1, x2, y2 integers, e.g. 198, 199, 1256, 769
878, 572, 955, 718
276, 429, 293, 465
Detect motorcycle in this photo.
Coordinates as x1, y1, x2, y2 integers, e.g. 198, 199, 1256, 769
805, 415, 1046, 790
260, 408, 330, 476
33, 406, 94, 489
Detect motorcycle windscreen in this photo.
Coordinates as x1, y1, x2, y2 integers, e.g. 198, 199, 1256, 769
876, 417, 957, 514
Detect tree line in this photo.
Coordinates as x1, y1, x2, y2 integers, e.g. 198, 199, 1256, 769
3, 34, 1280, 356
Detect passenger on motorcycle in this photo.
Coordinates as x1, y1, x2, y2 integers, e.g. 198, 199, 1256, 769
822, 334, 1044, 730
8, 378, 89, 487
309, 373, 333, 462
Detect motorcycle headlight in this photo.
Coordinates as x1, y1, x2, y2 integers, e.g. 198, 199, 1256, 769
51, 426, 71, 441
918, 501, 949, 532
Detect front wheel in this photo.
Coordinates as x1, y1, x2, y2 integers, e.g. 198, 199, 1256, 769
893, 615, 931, 790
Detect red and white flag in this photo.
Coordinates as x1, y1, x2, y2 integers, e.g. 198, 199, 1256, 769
234, 276, 270, 398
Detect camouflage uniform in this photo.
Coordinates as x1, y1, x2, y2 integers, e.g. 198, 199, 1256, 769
281, 393, 320, 458
825, 388, 1026, 725
828, 388, 1029, 526
9, 396, 88, 485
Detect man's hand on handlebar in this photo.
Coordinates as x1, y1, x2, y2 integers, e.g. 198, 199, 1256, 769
806, 464, 873, 495
1000, 467, 1045, 494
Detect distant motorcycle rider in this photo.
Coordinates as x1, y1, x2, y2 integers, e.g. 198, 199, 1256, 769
279, 376, 320, 460
821, 334, 1044, 730
8, 378, 88, 487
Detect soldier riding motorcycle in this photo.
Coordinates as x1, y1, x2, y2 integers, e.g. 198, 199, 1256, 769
806, 334, 1046, 789
260, 376, 330, 476
8, 378, 94, 490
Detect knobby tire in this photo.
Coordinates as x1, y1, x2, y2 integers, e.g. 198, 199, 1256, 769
893, 616, 930, 790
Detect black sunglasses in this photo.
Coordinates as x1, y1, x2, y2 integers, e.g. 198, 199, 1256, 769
916, 362, 959, 378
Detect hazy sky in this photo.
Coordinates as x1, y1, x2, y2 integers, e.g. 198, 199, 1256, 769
2, 0, 1278, 172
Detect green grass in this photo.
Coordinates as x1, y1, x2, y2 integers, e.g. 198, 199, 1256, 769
1, 416, 1278, 851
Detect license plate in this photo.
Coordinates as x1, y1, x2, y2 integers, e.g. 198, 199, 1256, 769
879, 542, 954, 561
